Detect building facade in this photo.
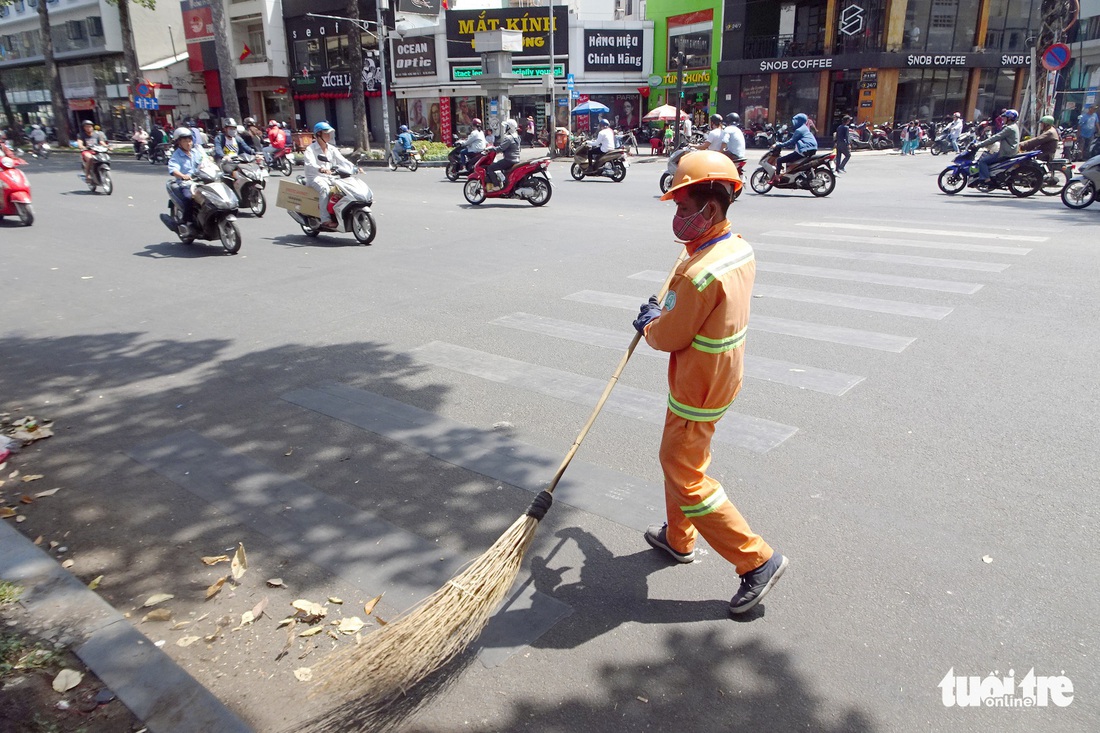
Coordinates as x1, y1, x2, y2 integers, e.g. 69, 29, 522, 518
645, 0, 723, 128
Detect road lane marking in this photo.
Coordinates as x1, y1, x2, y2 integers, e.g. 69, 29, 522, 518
796, 221, 1047, 242
410, 341, 799, 453
494, 312, 866, 395
753, 242, 1010, 272
760, 230, 1031, 256
822, 215, 1056, 233
631, 265, 982, 294
751, 284, 952, 320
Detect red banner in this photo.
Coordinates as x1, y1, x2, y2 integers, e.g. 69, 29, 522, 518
439, 97, 452, 144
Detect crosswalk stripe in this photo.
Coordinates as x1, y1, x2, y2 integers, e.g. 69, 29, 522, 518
761, 230, 1032, 256
493, 312, 865, 395
797, 221, 1047, 242
753, 242, 1010, 272
752, 284, 953, 319
411, 341, 798, 453
566, 289, 915, 352
823, 215, 1056, 233
631, 265, 982, 294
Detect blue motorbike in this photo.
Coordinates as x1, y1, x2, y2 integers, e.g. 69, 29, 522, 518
937, 146, 1044, 197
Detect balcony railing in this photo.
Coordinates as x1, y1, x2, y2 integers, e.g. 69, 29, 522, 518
744, 33, 825, 60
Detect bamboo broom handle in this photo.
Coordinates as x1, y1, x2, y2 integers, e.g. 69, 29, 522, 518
543, 250, 687, 495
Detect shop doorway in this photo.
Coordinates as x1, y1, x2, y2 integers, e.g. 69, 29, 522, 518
831, 71, 859, 131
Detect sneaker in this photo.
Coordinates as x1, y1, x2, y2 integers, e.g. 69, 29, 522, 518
644, 523, 695, 564
729, 552, 788, 614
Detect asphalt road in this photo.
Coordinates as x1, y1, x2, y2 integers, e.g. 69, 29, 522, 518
1, 148, 1096, 733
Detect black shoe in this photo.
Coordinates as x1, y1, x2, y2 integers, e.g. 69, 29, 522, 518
644, 523, 695, 564
730, 553, 788, 614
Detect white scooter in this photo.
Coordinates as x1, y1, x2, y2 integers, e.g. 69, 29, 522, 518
219, 154, 268, 217
288, 156, 377, 244
1060, 153, 1100, 209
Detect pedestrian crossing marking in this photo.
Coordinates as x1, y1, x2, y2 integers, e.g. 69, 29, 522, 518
631, 265, 983, 294
753, 242, 1010, 272
761, 231, 1031, 256
797, 221, 1047, 242
751, 284, 953, 319
822, 215, 1057, 234
493, 312, 865, 395
410, 341, 798, 453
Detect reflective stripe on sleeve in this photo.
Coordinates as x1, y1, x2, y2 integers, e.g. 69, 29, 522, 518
691, 325, 748, 354
691, 247, 756, 292
680, 485, 729, 518
667, 393, 734, 422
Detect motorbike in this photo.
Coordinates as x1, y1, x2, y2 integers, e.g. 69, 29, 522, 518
289, 157, 377, 245
751, 123, 776, 149
749, 145, 837, 197
462, 150, 553, 207
936, 147, 1044, 197
83, 145, 113, 195
159, 160, 242, 254
219, 154, 268, 217
133, 139, 149, 160
929, 130, 955, 156
660, 144, 746, 199
871, 123, 893, 149
265, 146, 294, 176
388, 144, 422, 172
445, 138, 477, 181
1060, 153, 1100, 209
30, 140, 51, 159
411, 127, 434, 143
0, 151, 33, 226
571, 141, 628, 182
150, 142, 171, 165
1038, 157, 1071, 196
848, 122, 874, 150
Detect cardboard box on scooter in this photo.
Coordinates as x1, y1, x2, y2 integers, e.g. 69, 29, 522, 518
275, 180, 321, 218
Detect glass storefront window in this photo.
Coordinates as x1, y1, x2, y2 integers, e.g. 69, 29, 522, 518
985, 0, 1036, 53
740, 73, 770, 126
903, 0, 978, 53
975, 68, 1017, 121
293, 38, 322, 73
325, 35, 348, 69
835, 0, 886, 54
895, 68, 971, 123
775, 72, 819, 126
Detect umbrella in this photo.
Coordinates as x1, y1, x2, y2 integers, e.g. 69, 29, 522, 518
571, 100, 610, 114
642, 104, 689, 122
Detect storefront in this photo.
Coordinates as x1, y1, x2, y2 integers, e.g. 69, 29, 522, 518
645, 0, 722, 127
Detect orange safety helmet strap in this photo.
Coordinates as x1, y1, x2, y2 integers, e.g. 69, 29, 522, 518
660, 150, 743, 201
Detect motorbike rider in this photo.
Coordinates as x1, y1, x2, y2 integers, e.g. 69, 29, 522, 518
264, 119, 287, 161
185, 118, 205, 146
772, 113, 817, 183
487, 118, 521, 189
974, 108, 1020, 183
241, 117, 263, 150
723, 113, 747, 162
699, 114, 726, 153
76, 120, 109, 181
1018, 115, 1061, 162
459, 118, 486, 171
29, 124, 47, 155
395, 124, 415, 163
167, 127, 208, 236
588, 118, 616, 171
946, 112, 964, 152
213, 118, 258, 177
131, 126, 149, 157
303, 121, 351, 230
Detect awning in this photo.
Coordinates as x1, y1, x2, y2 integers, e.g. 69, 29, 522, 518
140, 51, 189, 71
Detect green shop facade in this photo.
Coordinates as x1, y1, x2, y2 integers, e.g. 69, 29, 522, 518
646, 0, 724, 128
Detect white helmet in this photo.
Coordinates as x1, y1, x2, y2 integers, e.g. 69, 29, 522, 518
503, 119, 518, 134
172, 127, 194, 141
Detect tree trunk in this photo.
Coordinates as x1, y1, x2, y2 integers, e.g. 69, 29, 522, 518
114, 0, 151, 131
346, 0, 370, 152
0, 78, 24, 145
208, 0, 241, 121
38, 0, 70, 146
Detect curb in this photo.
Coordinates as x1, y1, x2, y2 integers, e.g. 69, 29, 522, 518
0, 520, 253, 733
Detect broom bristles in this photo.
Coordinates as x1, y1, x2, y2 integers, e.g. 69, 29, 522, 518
315, 512, 541, 704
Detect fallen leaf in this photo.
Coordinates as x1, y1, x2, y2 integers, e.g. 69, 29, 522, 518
33, 536, 43, 545
284, 450, 293, 456
49, 541, 58, 549
19, 495, 33, 504
299, 626, 323, 637
363, 593, 384, 615
142, 609, 173, 623
14, 515, 25, 523
636, 696, 649, 703
239, 611, 255, 628
34, 488, 60, 498
337, 617, 365, 634
52, 669, 83, 693
982, 555, 993, 564
266, 578, 286, 588
176, 636, 201, 648
250, 596, 269, 620
61, 559, 75, 569
328, 597, 343, 605
291, 599, 326, 620
276, 617, 296, 628
205, 577, 227, 600
21, 475, 44, 483
0, 507, 15, 519
170, 621, 191, 630
142, 593, 174, 608
230, 543, 247, 580
87, 575, 103, 590
201, 555, 230, 566
194, 613, 209, 623
375, 615, 388, 626
293, 667, 312, 682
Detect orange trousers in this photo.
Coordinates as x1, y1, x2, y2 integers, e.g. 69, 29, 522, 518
659, 410, 772, 575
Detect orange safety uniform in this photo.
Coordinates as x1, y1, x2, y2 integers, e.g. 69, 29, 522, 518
643, 218, 773, 575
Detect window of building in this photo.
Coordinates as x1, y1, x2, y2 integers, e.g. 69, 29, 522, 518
293, 38, 322, 73
667, 9, 713, 70
740, 73, 771, 126
984, 0, 1036, 52
903, 0, 978, 53
67, 19, 86, 41
835, 0, 887, 54
975, 68, 1017, 121
87, 16, 103, 37
894, 67, 970, 122
246, 23, 265, 60
775, 71, 820, 125
326, 34, 349, 69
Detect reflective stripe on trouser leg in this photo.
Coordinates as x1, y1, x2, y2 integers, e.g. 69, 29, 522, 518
658, 409, 772, 575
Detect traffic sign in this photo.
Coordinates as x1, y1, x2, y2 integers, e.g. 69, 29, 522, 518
566, 73, 574, 89
133, 96, 159, 110
570, 90, 579, 99
1042, 43, 1071, 72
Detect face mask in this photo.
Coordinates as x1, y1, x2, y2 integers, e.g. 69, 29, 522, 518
226, 129, 236, 138
672, 202, 712, 241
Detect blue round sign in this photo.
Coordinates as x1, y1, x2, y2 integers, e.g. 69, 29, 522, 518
1042, 44, 1071, 72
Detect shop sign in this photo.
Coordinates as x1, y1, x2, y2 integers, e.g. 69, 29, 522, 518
446, 6, 569, 59
291, 56, 384, 94
663, 69, 711, 85
392, 38, 437, 78
583, 29, 643, 72
906, 54, 967, 67
156, 87, 180, 106
839, 4, 865, 36
451, 63, 564, 82
859, 69, 877, 89
397, 0, 440, 16
181, 0, 216, 73
758, 57, 833, 72
667, 9, 712, 70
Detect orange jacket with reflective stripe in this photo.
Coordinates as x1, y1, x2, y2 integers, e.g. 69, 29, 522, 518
643, 220, 755, 422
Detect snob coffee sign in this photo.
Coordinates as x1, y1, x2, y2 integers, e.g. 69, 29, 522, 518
583, 29, 643, 72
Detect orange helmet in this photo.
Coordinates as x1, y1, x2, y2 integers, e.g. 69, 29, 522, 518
660, 150, 742, 201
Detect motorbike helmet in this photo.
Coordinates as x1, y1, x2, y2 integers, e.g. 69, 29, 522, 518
504, 119, 518, 133
709, 114, 723, 127
81, 120, 94, 127
267, 120, 278, 128
1003, 109, 1019, 121
953, 111, 961, 118
1040, 115, 1055, 126
244, 117, 256, 126
725, 113, 740, 126
471, 117, 482, 127
172, 127, 193, 141
223, 117, 237, 128
660, 150, 742, 201
600, 118, 611, 127
313, 121, 335, 135
399, 124, 409, 132
792, 113, 808, 128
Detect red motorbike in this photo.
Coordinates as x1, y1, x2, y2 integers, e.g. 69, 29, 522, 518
265, 145, 294, 176
462, 150, 553, 206
0, 151, 33, 226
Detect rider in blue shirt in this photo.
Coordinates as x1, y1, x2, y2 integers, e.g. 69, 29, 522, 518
167, 127, 208, 231
773, 113, 818, 182
396, 125, 414, 162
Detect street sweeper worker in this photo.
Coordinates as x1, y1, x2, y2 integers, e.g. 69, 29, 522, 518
632, 150, 788, 615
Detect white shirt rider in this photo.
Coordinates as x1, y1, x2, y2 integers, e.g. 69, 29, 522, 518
596, 126, 616, 153
303, 130, 351, 228
724, 124, 746, 158
703, 126, 724, 150
464, 128, 486, 154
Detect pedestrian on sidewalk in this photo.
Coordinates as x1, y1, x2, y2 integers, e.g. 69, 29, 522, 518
1077, 104, 1097, 161
633, 150, 788, 616
834, 114, 852, 172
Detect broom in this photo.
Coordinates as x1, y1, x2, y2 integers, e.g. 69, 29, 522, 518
315, 251, 687, 707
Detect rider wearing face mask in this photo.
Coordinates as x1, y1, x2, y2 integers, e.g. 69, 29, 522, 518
631, 150, 788, 616
773, 112, 817, 183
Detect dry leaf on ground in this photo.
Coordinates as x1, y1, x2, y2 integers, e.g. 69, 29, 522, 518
176, 636, 201, 648
375, 615, 388, 626
266, 578, 286, 588
61, 560, 74, 569
337, 617, 365, 634
142, 609, 173, 623
0, 507, 16, 519
20, 474, 44, 483
293, 667, 312, 682
52, 669, 83, 693
19, 495, 33, 504
290, 599, 326, 621
170, 621, 191, 630
34, 488, 60, 498
87, 575, 103, 590
327, 597, 343, 605
230, 543, 247, 580
363, 593, 384, 615
298, 626, 323, 637
250, 596, 269, 620
205, 577, 227, 600
201, 555, 230, 566
142, 593, 174, 608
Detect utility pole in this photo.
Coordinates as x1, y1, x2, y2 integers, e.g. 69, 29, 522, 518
547, 0, 554, 156
673, 51, 685, 148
